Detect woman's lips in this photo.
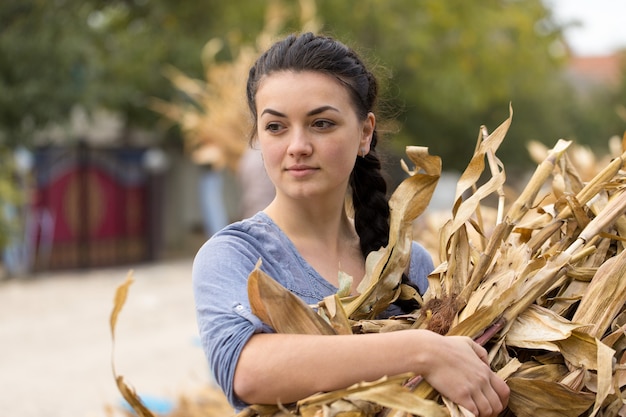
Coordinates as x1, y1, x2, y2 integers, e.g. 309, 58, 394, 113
286, 164, 318, 178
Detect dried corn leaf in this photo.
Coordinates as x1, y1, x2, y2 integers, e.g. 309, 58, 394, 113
556, 149, 626, 221
587, 339, 616, 416
110, 272, 157, 417
444, 223, 472, 296
506, 377, 595, 417
566, 190, 626, 256
110, 270, 134, 340
452, 105, 512, 216
114, 377, 157, 417
235, 404, 293, 417
166, 385, 234, 417
555, 330, 607, 371
346, 384, 447, 417
506, 305, 586, 351
297, 374, 414, 414
496, 357, 523, 380
312, 398, 381, 417
618, 351, 626, 389
248, 260, 336, 335
510, 362, 569, 382
248, 259, 274, 326
459, 243, 532, 321
337, 270, 353, 298
346, 147, 440, 319
319, 294, 353, 335
297, 374, 447, 417
461, 139, 572, 302
572, 248, 626, 339
448, 251, 571, 339
441, 397, 475, 417
397, 283, 423, 307
559, 367, 587, 391
350, 318, 413, 334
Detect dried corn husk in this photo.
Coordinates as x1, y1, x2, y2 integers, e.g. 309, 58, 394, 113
248, 259, 336, 335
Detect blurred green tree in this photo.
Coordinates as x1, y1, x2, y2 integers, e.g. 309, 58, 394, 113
0, 0, 269, 147
0, 0, 620, 169
314, 0, 579, 173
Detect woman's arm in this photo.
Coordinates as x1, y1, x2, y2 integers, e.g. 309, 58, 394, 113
234, 329, 509, 417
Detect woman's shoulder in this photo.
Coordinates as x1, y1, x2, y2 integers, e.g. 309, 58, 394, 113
208, 211, 275, 240
194, 212, 293, 269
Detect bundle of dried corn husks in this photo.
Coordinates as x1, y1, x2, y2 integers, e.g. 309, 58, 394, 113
241, 107, 626, 417
111, 107, 626, 417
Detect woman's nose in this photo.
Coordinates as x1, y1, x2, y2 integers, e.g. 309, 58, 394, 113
287, 128, 313, 156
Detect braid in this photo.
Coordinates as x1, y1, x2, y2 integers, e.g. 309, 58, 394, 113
352, 134, 420, 313
351, 132, 390, 258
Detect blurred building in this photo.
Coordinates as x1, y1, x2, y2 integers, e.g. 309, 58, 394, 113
565, 52, 624, 93
14, 107, 229, 273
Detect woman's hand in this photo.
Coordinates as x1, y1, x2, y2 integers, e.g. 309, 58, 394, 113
416, 332, 510, 417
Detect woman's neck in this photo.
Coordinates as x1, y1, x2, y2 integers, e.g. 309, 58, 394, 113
264, 197, 364, 290
264, 196, 350, 245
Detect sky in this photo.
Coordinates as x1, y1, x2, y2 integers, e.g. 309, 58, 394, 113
546, 0, 626, 56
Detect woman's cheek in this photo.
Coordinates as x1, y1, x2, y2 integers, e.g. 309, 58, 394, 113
260, 148, 282, 181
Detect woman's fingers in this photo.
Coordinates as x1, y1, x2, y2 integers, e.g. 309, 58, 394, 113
472, 361, 510, 416
475, 342, 510, 413
469, 340, 490, 365
490, 371, 510, 410
467, 339, 510, 416
482, 374, 509, 413
425, 336, 509, 417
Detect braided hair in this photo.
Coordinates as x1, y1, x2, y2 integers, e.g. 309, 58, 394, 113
246, 32, 390, 259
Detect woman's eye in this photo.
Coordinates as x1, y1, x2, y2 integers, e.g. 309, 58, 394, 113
265, 122, 283, 133
313, 119, 335, 129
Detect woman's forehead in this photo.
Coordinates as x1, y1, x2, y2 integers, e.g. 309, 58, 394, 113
256, 71, 352, 110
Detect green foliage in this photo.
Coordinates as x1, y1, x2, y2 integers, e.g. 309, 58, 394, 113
0, 0, 269, 147
314, 0, 577, 171
0, 1, 93, 144
0, 0, 622, 173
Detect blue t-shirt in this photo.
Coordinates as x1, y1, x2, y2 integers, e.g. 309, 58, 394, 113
192, 211, 433, 411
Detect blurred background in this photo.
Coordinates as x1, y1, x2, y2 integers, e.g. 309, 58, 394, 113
0, 1, 625, 416
0, 0, 624, 275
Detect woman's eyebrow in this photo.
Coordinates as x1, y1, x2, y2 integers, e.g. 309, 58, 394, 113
260, 105, 340, 118
260, 108, 286, 117
307, 105, 339, 116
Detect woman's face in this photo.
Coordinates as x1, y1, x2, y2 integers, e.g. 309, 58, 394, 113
255, 70, 374, 203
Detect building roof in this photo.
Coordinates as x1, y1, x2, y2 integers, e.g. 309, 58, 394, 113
566, 53, 624, 88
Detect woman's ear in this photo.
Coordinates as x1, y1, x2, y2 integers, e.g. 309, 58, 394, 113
360, 112, 375, 155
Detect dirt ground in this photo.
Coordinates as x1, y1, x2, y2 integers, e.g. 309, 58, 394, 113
0, 257, 229, 417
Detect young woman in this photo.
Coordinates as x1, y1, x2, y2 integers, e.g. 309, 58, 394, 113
192, 32, 509, 417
